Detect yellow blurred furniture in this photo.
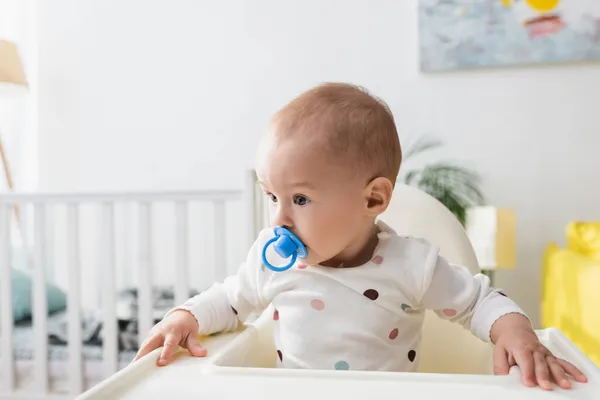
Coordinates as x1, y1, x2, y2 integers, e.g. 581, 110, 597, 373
542, 222, 600, 367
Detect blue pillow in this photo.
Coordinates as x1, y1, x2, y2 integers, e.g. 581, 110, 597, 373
11, 268, 67, 323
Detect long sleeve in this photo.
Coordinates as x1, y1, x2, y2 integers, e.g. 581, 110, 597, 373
419, 255, 529, 342
171, 229, 274, 336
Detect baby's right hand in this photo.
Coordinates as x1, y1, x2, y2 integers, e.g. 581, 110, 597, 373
133, 309, 208, 366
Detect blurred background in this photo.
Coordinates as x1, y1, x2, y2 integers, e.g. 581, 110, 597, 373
1, 0, 599, 394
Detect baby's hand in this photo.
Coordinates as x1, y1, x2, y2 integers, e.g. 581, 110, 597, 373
133, 309, 207, 366
491, 313, 587, 390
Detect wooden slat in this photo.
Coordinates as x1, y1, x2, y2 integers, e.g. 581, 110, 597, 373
101, 203, 118, 377
67, 204, 83, 393
44, 205, 55, 282
213, 201, 227, 281
120, 203, 133, 289
33, 203, 48, 393
137, 202, 154, 346
0, 203, 14, 391
174, 202, 189, 305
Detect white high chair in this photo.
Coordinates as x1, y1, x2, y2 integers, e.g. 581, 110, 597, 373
78, 185, 599, 400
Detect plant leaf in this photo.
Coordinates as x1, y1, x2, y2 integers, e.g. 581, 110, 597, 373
403, 169, 420, 185
403, 135, 445, 161
411, 162, 485, 225
399, 133, 485, 226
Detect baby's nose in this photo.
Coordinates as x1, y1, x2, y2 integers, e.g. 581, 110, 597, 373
272, 210, 293, 228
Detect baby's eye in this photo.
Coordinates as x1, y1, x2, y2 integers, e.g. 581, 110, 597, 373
267, 193, 278, 203
293, 195, 310, 206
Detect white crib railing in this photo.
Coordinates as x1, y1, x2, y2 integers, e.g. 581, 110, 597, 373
0, 174, 261, 398
0, 204, 14, 394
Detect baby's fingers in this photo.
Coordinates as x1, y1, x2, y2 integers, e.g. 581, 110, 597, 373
158, 333, 182, 366
492, 345, 510, 375
134, 334, 163, 362
513, 350, 536, 387
547, 356, 571, 390
556, 358, 588, 383
533, 352, 552, 391
185, 333, 208, 357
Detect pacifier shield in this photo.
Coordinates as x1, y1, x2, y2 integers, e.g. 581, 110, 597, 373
261, 227, 307, 272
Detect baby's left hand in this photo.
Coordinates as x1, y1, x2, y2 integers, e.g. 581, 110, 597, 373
491, 313, 588, 390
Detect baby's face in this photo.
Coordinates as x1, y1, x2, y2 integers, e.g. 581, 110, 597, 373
255, 135, 370, 266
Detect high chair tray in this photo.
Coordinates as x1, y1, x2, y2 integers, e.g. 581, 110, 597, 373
77, 321, 599, 400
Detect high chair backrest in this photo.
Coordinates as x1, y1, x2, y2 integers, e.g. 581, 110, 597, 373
378, 184, 494, 374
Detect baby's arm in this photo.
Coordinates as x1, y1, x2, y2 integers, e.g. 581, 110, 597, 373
420, 255, 587, 390
173, 229, 273, 335
134, 229, 273, 365
419, 255, 526, 342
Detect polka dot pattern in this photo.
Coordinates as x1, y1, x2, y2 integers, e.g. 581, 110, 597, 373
277, 350, 283, 362
334, 361, 350, 370
371, 255, 384, 265
363, 289, 379, 300
273, 309, 279, 321
408, 350, 417, 362
389, 328, 399, 340
442, 309, 457, 317
311, 299, 325, 311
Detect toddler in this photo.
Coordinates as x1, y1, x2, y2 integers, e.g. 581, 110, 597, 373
135, 83, 587, 391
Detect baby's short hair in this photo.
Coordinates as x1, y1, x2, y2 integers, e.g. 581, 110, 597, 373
271, 82, 402, 185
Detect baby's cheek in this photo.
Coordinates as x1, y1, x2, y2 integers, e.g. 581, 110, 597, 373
302, 206, 352, 253
304, 226, 337, 258
320, 223, 353, 251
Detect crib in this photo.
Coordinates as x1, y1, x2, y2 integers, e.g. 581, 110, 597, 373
2, 172, 599, 399
0, 171, 267, 399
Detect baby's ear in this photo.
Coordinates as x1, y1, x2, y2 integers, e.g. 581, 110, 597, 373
364, 177, 393, 217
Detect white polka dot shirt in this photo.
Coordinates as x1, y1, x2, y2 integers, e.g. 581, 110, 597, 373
175, 221, 526, 372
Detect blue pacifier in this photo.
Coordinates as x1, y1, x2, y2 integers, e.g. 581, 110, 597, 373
261, 226, 308, 272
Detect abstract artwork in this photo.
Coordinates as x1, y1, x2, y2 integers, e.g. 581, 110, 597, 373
419, 0, 600, 71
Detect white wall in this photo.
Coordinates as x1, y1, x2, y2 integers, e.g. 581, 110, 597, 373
36, 0, 600, 326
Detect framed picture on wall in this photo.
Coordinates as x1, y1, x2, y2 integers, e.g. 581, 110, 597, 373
418, 0, 600, 71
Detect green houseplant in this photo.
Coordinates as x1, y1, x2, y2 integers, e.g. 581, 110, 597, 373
399, 135, 485, 226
